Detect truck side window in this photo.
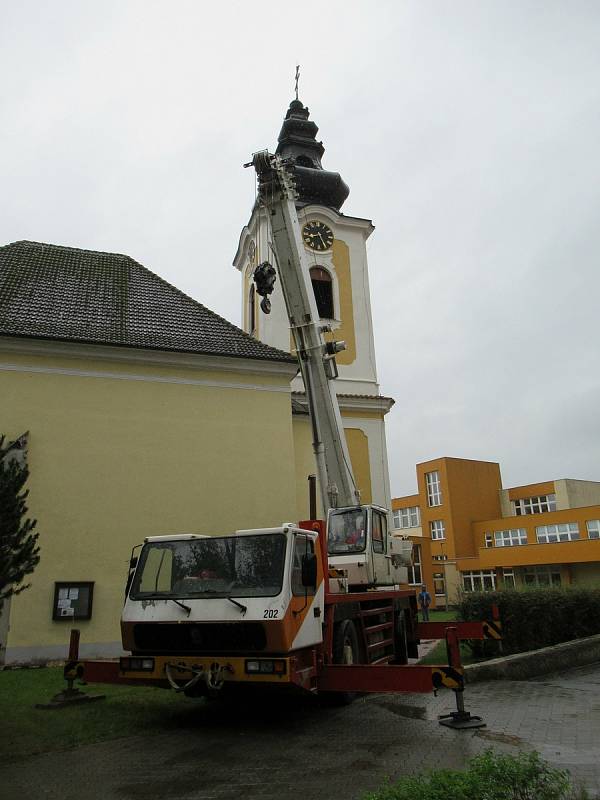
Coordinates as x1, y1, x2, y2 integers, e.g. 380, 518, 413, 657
292, 536, 315, 596
372, 512, 385, 554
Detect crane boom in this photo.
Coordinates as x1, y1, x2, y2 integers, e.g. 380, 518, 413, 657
251, 151, 360, 514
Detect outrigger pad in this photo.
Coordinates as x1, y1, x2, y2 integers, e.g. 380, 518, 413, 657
438, 711, 486, 730
35, 687, 106, 710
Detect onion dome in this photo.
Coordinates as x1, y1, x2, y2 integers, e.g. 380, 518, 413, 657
275, 99, 349, 211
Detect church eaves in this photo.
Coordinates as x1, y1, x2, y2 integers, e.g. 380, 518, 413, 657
0, 241, 295, 363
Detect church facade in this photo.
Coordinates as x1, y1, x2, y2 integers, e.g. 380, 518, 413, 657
0, 98, 396, 665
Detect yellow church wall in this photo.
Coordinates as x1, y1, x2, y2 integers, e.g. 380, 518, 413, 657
345, 429, 372, 505
292, 416, 322, 521
326, 239, 356, 366
291, 417, 373, 519
1, 347, 297, 661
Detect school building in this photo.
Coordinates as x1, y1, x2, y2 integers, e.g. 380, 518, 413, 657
392, 457, 600, 606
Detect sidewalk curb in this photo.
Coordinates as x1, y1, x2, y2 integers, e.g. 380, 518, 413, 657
464, 633, 600, 683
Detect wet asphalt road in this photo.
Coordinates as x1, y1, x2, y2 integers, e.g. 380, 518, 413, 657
2, 663, 599, 800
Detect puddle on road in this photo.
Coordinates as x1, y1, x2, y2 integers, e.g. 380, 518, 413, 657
374, 700, 427, 720
476, 730, 524, 747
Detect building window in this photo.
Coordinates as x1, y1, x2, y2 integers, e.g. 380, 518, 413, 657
536, 523, 580, 543
522, 565, 561, 587
407, 544, 422, 586
425, 471, 442, 506
433, 571, 446, 597
310, 267, 334, 319
248, 285, 256, 335
512, 494, 556, 515
393, 506, 420, 529
430, 520, 445, 541
52, 582, 94, 621
501, 570, 515, 588
462, 570, 496, 592
586, 520, 600, 540
493, 528, 528, 547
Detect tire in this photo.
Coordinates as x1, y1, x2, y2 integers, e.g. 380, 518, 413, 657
392, 608, 409, 665
326, 620, 360, 706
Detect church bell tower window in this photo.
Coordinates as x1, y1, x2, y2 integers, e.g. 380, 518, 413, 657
249, 284, 257, 335
310, 266, 334, 320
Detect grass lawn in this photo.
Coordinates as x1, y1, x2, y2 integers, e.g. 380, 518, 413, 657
426, 609, 458, 622
0, 666, 195, 764
418, 609, 499, 666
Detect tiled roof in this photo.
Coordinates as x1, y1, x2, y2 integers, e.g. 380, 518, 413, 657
0, 241, 295, 363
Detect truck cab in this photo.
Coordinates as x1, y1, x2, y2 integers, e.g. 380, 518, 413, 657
121, 526, 325, 659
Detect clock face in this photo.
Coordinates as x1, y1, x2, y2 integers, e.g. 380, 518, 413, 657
302, 221, 334, 251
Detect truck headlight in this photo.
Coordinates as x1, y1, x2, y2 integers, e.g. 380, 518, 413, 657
244, 659, 286, 675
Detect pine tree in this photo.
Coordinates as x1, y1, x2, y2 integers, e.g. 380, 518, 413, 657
0, 435, 40, 605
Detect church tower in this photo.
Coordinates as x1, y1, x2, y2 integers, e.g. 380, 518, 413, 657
233, 98, 394, 511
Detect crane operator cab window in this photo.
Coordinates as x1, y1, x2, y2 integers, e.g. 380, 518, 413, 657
328, 507, 367, 555
372, 510, 386, 554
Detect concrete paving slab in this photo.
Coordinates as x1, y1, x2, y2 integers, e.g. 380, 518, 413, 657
1, 662, 599, 800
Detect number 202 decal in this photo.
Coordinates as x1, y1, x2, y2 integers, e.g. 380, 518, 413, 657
263, 609, 279, 618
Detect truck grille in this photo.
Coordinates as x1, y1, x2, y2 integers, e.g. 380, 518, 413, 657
133, 622, 267, 654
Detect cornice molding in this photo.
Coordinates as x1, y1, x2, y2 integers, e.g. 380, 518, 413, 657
291, 391, 394, 414
0, 336, 298, 379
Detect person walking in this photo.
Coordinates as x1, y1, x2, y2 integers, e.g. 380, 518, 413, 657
418, 584, 431, 622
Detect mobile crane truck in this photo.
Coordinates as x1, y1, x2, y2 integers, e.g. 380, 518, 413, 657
59, 150, 499, 729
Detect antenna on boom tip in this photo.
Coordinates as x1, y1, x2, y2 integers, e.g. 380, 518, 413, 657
295, 65, 300, 101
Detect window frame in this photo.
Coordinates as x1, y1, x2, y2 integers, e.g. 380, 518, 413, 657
291, 535, 316, 597
430, 519, 445, 541
512, 493, 557, 516
372, 511, 386, 554
248, 284, 257, 335
535, 522, 580, 544
425, 471, 442, 507
407, 544, 422, 586
493, 528, 528, 547
461, 570, 496, 593
393, 506, 420, 530
586, 520, 600, 540
309, 266, 335, 320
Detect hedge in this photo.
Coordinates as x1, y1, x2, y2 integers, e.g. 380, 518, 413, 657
362, 749, 588, 800
458, 587, 600, 656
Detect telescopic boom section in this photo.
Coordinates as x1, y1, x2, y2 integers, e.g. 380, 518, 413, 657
251, 151, 360, 514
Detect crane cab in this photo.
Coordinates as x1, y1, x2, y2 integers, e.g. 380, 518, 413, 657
327, 505, 412, 590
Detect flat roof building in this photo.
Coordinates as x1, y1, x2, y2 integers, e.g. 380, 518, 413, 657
392, 457, 600, 606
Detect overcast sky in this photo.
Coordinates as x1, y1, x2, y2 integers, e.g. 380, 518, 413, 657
1, 1, 599, 496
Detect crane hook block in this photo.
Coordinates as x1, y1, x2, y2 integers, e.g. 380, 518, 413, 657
253, 262, 277, 314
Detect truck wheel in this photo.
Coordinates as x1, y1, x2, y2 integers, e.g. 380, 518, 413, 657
327, 620, 359, 705
393, 608, 409, 664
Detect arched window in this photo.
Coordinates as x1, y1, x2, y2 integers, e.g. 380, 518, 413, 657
310, 266, 334, 319
248, 284, 256, 334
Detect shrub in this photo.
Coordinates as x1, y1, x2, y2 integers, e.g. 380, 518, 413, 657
362, 750, 587, 800
458, 587, 600, 656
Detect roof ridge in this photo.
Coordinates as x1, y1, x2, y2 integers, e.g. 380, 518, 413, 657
1, 240, 132, 261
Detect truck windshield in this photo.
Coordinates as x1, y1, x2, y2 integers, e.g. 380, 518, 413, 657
328, 508, 367, 555
130, 534, 286, 600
